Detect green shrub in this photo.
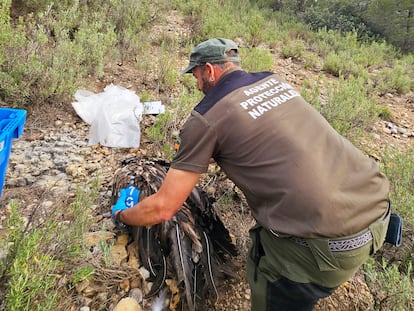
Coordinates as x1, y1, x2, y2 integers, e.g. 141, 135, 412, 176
72, 265, 95, 286
241, 47, 274, 72
0, 1, 118, 107
145, 87, 201, 159
1, 0, 165, 107
376, 105, 393, 122
156, 39, 179, 93
10, 0, 55, 16
0, 181, 99, 310
316, 76, 378, 138
244, 13, 268, 46
2, 201, 59, 311
281, 40, 304, 59
381, 147, 414, 224
365, 258, 413, 311
322, 51, 347, 77
322, 50, 368, 79
364, 145, 413, 307
299, 3, 376, 42
0, 4, 32, 106
375, 64, 413, 95
353, 39, 397, 69
302, 52, 321, 70
300, 78, 323, 107
107, 0, 165, 58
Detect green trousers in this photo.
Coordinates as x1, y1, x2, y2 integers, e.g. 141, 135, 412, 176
246, 209, 390, 311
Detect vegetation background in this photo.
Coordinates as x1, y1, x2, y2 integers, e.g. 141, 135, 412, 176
0, 0, 413, 310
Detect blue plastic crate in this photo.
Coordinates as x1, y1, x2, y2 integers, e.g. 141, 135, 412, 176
0, 108, 27, 197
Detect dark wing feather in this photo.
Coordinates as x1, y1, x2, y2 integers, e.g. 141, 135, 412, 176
111, 156, 238, 310
132, 226, 167, 298
187, 187, 238, 258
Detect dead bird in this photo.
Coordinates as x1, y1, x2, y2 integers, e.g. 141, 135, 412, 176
111, 156, 238, 310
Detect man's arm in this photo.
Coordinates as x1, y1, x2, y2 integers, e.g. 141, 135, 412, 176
118, 168, 201, 227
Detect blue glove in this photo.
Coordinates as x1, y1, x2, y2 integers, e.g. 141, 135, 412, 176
112, 185, 141, 219
125, 185, 140, 208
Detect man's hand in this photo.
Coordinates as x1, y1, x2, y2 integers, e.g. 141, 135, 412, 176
112, 185, 140, 226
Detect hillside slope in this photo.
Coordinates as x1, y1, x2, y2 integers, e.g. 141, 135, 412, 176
2, 9, 413, 311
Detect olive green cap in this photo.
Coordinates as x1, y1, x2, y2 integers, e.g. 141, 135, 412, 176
180, 38, 240, 75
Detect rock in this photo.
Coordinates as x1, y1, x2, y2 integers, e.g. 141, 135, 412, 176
127, 241, 140, 268
386, 122, 398, 134
139, 267, 150, 280
82, 286, 97, 297
129, 288, 143, 303
83, 231, 115, 247
79, 297, 92, 307
119, 279, 130, 292
116, 234, 129, 246
110, 244, 128, 265
372, 133, 381, 140
113, 297, 142, 311
76, 280, 90, 294
130, 277, 141, 289
96, 292, 108, 303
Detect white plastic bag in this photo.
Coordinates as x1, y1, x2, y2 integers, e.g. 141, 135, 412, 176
72, 84, 143, 148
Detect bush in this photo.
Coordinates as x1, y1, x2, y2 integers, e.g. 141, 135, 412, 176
241, 47, 274, 72
281, 40, 304, 60
322, 50, 369, 79
0, 182, 99, 311
316, 76, 379, 138
365, 258, 413, 311
381, 147, 414, 223
0, 0, 167, 108
0, 2, 117, 107
374, 64, 414, 95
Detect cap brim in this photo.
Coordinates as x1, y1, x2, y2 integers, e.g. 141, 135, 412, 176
180, 64, 197, 75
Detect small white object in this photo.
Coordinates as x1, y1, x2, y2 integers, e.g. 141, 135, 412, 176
143, 101, 165, 115
150, 288, 168, 311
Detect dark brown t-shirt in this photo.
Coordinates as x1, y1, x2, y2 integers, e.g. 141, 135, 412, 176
172, 70, 389, 238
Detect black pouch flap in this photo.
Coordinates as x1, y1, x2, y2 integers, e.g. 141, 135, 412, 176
385, 213, 403, 247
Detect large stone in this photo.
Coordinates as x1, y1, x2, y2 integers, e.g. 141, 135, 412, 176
113, 297, 142, 311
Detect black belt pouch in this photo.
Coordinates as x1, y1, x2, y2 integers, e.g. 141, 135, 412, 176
385, 213, 403, 247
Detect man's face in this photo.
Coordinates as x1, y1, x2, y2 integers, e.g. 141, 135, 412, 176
192, 65, 214, 95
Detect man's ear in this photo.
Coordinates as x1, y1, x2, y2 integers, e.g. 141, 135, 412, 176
204, 63, 217, 82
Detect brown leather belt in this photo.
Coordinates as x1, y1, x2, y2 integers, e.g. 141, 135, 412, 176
289, 230, 373, 252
